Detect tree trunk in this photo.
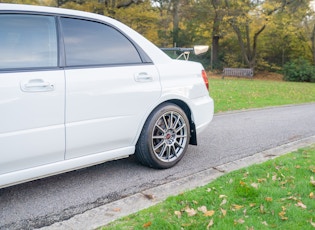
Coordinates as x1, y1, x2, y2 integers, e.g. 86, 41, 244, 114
172, 0, 180, 46
211, 0, 222, 69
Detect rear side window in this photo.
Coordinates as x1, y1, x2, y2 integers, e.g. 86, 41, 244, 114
60, 17, 142, 66
0, 14, 58, 69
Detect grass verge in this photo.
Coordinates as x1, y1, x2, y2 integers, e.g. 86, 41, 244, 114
101, 146, 315, 229
209, 78, 315, 113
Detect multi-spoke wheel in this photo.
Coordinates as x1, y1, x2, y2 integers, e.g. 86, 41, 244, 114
135, 103, 190, 169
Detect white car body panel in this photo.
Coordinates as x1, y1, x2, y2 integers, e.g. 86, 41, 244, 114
0, 3, 214, 188
0, 70, 65, 175
65, 65, 161, 159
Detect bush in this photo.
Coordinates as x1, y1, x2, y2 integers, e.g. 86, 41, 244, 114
282, 58, 315, 82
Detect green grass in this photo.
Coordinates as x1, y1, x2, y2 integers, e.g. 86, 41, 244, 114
101, 146, 315, 229
99, 78, 315, 229
209, 79, 315, 113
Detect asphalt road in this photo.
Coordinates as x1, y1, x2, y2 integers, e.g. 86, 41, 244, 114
1, 103, 315, 230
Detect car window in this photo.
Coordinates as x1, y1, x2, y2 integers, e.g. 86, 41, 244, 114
0, 14, 58, 69
60, 17, 142, 66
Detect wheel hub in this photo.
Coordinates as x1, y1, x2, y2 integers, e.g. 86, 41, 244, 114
165, 130, 175, 145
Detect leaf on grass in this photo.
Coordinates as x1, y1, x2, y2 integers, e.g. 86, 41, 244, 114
174, 210, 182, 218
262, 221, 268, 226
198, 206, 208, 213
220, 208, 227, 216
257, 178, 266, 183
219, 194, 227, 199
234, 218, 245, 224
311, 176, 315, 186
220, 198, 227, 206
272, 174, 277, 181
240, 181, 246, 186
204, 210, 215, 217
143, 221, 152, 228
310, 192, 315, 199
310, 219, 315, 227
251, 183, 259, 189
295, 165, 301, 169
207, 219, 214, 229
232, 204, 243, 210
295, 201, 307, 209
265, 197, 273, 202
250, 203, 256, 207
260, 204, 265, 214
185, 207, 197, 216
278, 211, 288, 220
207, 188, 212, 192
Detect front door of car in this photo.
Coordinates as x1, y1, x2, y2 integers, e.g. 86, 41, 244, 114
60, 17, 161, 159
0, 14, 65, 175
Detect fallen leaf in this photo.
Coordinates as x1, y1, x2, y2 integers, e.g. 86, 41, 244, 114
246, 227, 254, 230
265, 197, 273, 202
243, 208, 247, 217
207, 188, 212, 192
257, 178, 266, 183
262, 221, 268, 226
197, 206, 207, 213
272, 174, 277, 181
185, 207, 197, 216
204, 210, 215, 217
310, 192, 314, 199
234, 218, 245, 224
219, 194, 227, 199
250, 203, 256, 207
220, 208, 227, 216
260, 204, 265, 214
311, 176, 315, 186
143, 221, 152, 228
207, 219, 214, 229
174, 210, 181, 218
232, 204, 243, 210
112, 208, 121, 212
278, 211, 288, 220
295, 201, 307, 209
251, 183, 259, 189
220, 198, 227, 206
143, 193, 154, 200
240, 181, 246, 186
295, 165, 301, 169
310, 219, 315, 227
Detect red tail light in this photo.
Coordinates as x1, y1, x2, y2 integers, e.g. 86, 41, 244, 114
201, 70, 209, 90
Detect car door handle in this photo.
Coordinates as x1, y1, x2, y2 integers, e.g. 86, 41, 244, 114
134, 72, 153, 82
21, 79, 55, 92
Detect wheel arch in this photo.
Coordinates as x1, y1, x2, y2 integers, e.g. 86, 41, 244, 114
167, 99, 197, 145
134, 99, 198, 148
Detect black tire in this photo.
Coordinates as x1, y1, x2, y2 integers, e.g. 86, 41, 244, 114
135, 103, 190, 169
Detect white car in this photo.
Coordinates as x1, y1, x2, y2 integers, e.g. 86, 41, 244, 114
0, 4, 214, 188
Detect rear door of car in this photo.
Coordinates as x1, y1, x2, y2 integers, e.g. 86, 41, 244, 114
0, 14, 65, 174
60, 17, 161, 159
